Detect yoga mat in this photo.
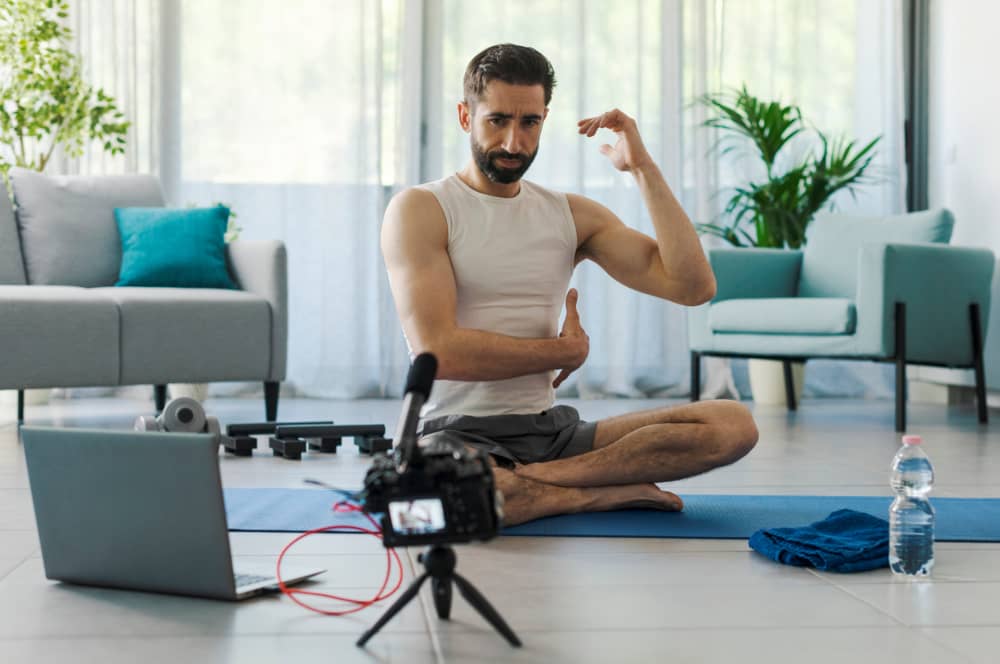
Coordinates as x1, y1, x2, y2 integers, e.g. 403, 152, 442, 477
223, 488, 1000, 542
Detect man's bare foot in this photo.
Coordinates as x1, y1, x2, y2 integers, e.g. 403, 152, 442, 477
602, 483, 684, 512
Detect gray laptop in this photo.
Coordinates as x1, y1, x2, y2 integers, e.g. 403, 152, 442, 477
21, 426, 325, 600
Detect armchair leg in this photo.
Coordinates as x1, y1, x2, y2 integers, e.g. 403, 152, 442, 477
690, 352, 701, 402
154, 384, 167, 414
17, 389, 24, 424
264, 381, 279, 422
895, 302, 907, 432
782, 360, 797, 411
970, 303, 989, 424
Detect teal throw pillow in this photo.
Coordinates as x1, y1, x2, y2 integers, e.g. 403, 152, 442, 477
114, 206, 237, 289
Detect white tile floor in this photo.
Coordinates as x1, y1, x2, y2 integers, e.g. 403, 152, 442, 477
1, 396, 999, 663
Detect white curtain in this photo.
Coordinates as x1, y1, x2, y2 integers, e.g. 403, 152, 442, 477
432, 0, 905, 399
177, 0, 413, 397
59, 0, 906, 400
60, 0, 160, 176
684, 0, 906, 399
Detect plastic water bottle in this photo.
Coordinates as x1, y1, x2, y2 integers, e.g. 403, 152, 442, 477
889, 434, 935, 577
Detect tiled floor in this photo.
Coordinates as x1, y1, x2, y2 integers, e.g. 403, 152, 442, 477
1, 396, 998, 663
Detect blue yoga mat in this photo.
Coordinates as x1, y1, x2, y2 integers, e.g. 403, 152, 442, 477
223, 488, 1000, 542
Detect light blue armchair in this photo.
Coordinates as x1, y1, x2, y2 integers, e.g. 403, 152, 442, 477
688, 209, 995, 431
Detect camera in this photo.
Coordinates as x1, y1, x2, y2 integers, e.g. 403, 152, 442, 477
359, 353, 503, 548
362, 436, 502, 547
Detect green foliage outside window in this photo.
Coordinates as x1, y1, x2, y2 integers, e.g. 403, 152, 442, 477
0, 0, 129, 184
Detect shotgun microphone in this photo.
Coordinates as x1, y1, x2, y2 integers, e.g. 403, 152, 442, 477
394, 353, 438, 470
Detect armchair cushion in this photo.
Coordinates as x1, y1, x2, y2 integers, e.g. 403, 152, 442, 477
709, 298, 856, 336
798, 209, 954, 298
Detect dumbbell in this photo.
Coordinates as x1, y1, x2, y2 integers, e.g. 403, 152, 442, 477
135, 397, 222, 438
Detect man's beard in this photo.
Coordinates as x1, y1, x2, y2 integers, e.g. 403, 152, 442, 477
471, 138, 538, 184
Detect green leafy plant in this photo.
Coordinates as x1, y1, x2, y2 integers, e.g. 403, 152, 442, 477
186, 201, 242, 243
697, 85, 880, 248
0, 0, 129, 181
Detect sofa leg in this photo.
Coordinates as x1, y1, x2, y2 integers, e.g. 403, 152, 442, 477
895, 302, 907, 432
690, 352, 701, 402
17, 389, 24, 424
970, 303, 989, 424
782, 360, 797, 411
264, 382, 279, 422
154, 385, 167, 414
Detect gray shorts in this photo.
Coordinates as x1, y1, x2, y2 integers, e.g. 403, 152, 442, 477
417, 405, 596, 469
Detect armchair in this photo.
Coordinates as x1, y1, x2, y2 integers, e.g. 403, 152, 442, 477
688, 209, 995, 431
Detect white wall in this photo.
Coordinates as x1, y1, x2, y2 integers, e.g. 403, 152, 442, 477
927, 0, 1000, 390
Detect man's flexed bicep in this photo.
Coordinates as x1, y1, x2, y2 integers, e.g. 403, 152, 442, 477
381, 188, 587, 382
381, 188, 458, 362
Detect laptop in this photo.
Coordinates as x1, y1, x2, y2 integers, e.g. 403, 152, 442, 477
21, 426, 325, 600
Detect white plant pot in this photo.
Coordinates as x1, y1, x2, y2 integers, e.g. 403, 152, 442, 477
169, 383, 210, 403
0, 388, 51, 406
747, 359, 805, 406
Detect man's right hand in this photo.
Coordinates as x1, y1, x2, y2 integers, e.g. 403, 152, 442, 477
553, 288, 589, 389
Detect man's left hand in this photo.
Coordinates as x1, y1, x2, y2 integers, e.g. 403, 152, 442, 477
578, 109, 653, 172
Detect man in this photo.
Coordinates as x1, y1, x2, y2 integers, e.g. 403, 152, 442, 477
382, 44, 758, 526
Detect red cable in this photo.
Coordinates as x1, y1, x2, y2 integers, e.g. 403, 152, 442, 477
276, 501, 405, 616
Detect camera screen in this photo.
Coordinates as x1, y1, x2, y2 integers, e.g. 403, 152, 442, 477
387, 498, 447, 535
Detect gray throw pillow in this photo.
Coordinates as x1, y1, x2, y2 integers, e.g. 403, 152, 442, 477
10, 167, 166, 286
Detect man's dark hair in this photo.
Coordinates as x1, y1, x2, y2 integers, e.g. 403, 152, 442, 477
463, 44, 556, 107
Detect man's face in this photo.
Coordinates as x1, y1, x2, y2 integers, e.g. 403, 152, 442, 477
460, 81, 548, 184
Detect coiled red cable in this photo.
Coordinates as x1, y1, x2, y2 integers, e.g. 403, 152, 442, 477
275, 500, 404, 615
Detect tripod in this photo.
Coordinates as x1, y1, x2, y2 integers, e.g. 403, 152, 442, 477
356, 544, 521, 648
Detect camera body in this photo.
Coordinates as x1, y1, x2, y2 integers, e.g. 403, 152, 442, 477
361, 436, 502, 548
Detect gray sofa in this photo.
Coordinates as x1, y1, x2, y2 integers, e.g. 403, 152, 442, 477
0, 167, 287, 422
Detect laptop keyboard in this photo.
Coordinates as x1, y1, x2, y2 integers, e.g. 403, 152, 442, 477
235, 573, 274, 588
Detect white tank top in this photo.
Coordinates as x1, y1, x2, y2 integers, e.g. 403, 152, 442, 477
415, 174, 577, 418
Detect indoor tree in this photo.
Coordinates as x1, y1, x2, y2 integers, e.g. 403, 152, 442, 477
0, 0, 128, 181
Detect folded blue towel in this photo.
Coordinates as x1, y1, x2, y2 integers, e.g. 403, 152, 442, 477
748, 508, 889, 572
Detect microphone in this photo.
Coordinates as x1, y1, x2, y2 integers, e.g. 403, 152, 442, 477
394, 353, 438, 469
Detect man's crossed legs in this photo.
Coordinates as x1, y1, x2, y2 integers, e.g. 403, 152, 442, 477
423, 400, 759, 526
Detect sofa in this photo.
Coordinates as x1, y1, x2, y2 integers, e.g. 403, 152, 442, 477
0, 167, 287, 423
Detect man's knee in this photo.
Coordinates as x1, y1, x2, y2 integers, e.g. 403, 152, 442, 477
705, 400, 758, 465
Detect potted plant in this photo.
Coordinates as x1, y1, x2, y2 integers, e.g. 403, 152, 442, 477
698, 85, 880, 404
0, 0, 129, 409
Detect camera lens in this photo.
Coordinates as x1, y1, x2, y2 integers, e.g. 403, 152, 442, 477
178, 408, 193, 423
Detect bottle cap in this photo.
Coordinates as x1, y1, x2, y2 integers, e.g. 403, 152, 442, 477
902, 435, 923, 445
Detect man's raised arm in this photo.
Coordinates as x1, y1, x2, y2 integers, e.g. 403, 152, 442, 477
380, 188, 588, 383
574, 109, 716, 306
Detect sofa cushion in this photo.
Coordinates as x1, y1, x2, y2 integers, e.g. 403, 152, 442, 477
115, 207, 237, 289
709, 298, 857, 335
0, 286, 119, 387
0, 191, 26, 285
798, 209, 954, 298
9, 168, 165, 287
92, 287, 271, 384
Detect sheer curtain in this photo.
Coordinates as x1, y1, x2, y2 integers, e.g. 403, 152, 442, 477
684, 0, 907, 399
430, 0, 906, 399
59, 0, 160, 176
178, 0, 413, 397
57, 0, 906, 400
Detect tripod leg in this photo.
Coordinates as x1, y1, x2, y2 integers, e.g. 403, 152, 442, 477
453, 572, 522, 647
432, 576, 453, 619
356, 572, 429, 648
